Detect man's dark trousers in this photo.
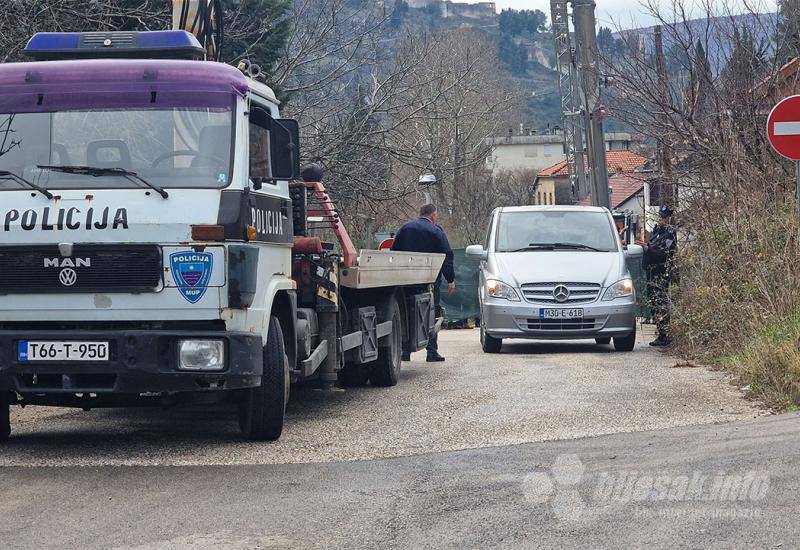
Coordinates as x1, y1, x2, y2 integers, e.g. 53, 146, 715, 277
427, 278, 442, 356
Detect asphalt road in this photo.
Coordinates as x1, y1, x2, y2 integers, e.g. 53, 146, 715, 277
2, 414, 798, 549
4, 326, 790, 549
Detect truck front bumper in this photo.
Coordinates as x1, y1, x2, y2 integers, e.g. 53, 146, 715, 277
0, 330, 263, 395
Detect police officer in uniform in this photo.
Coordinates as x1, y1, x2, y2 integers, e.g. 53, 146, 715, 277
392, 204, 455, 362
640, 205, 677, 347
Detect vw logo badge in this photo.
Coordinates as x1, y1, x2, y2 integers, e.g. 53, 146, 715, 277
59, 268, 77, 287
553, 284, 570, 303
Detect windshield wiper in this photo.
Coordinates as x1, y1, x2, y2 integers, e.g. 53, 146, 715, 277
0, 170, 54, 199
508, 242, 604, 252
550, 242, 603, 252
37, 165, 169, 199
508, 244, 555, 252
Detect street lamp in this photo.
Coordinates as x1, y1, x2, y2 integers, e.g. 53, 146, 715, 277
419, 174, 437, 203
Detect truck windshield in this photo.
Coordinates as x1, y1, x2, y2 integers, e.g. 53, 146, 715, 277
0, 106, 233, 191
496, 210, 618, 252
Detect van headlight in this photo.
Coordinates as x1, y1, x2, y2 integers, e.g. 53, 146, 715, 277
486, 279, 520, 301
178, 340, 226, 371
602, 278, 634, 301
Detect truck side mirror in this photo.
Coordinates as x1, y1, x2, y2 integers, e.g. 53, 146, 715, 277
270, 118, 301, 180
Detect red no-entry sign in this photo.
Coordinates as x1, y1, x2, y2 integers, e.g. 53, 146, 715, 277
768, 95, 800, 160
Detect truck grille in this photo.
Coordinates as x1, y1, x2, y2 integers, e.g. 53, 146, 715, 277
520, 282, 602, 304
0, 245, 162, 294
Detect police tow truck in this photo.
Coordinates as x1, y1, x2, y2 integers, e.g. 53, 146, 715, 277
0, 27, 443, 441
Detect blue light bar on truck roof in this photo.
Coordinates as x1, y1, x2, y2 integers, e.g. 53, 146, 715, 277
24, 31, 207, 61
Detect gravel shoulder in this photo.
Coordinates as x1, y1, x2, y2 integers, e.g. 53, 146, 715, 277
1, 325, 763, 466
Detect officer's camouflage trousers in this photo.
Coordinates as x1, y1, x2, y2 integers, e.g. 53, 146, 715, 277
646, 273, 671, 340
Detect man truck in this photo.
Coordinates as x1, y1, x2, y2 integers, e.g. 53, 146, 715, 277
0, 28, 442, 441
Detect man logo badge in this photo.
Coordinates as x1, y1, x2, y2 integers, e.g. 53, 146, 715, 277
59, 268, 77, 287
44, 257, 89, 287
553, 285, 570, 303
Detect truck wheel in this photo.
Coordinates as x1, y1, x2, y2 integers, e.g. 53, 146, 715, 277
0, 392, 10, 442
338, 363, 370, 387
613, 331, 636, 352
595, 337, 611, 345
481, 323, 502, 353
370, 296, 402, 387
238, 316, 289, 441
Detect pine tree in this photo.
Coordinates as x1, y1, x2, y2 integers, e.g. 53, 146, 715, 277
776, 0, 800, 64
687, 40, 715, 124
722, 25, 766, 103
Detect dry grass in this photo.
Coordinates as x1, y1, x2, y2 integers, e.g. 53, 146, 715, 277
671, 194, 800, 411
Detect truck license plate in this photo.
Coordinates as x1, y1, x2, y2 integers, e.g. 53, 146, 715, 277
539, 308, 584, 319
18, 341, 110, 362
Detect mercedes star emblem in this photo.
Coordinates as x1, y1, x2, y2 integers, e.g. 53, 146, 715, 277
553, 284, 570, 303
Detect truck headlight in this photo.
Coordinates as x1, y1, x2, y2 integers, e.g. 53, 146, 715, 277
178, 340, 226, 371
602, 278, 634, 301
486, 279, 520, 301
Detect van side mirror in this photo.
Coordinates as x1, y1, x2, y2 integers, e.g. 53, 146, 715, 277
270, 118, 301, 180
466, 244, 487, 260
624, 244, 643, 259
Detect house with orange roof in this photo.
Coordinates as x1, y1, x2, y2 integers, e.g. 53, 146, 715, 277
576, 173, 647, 215
534, 150, 651, 205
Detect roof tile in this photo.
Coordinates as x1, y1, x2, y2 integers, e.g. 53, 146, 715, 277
537, 151, 649, 178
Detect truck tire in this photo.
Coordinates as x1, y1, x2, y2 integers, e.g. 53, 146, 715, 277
238, 316, 290, 441
595, 337, 611, 345
481, 323, 502, 353
369, 296, 402, 387
0, 392, 10, 442
613, 331, 636, 352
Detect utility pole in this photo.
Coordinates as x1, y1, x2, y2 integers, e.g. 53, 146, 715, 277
550, 1, 588, 201
550, 0, 610, 209
654, 25, 675, 209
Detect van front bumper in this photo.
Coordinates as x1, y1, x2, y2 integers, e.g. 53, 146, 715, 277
0, 329, 263, 395
482, 297, 636, 340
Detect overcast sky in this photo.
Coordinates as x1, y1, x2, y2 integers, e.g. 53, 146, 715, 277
463, 0, 778, 28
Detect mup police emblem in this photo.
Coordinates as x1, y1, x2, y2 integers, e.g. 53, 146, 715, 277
170, 251, 213, 304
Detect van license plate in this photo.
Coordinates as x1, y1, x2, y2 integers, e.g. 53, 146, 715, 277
539, 308, 584, 319
18, 341, 110, 362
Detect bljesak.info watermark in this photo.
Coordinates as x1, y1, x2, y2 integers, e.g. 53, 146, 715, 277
521, 454, 769, 523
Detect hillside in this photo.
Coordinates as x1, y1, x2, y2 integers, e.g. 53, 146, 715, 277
392, 0, 563, 130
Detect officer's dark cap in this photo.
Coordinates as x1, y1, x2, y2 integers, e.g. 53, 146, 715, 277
659, 205, 673, 218
301, 164, 324, 182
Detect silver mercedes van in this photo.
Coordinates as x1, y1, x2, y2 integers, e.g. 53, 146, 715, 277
466, 206, 643, 353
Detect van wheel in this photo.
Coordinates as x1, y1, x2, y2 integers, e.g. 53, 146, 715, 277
0, 392, 10, 442
595, 337, 611, 345
481, 323, 502, 353
238, 316, 289, 441
613, 331, 636, 352
370, 296, 402, 387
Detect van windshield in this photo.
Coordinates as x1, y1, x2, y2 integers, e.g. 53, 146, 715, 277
496, 210, 618, 252
0, 106, 233, 191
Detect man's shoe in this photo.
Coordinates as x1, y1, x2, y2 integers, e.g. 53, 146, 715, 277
426, 353, 445, 362
401, 352, 411, 361
649, 337, 670, 347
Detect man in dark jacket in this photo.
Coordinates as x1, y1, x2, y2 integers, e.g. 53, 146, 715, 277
641, 205, 677, 347
392, 204, 455, 362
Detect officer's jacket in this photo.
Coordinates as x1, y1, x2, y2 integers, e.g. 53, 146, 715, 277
391, 217, 455, 283
643, 224, 677, 273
